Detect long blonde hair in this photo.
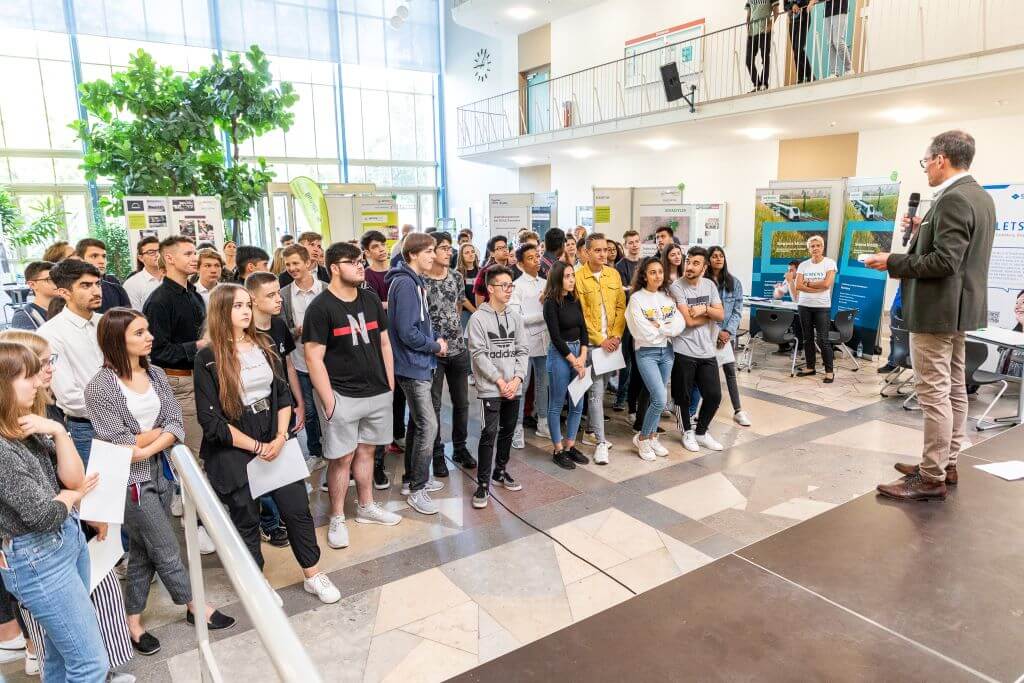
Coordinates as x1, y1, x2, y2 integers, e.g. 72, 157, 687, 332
205, 284, 277, 420
0, 330, 52, 418
0, 341, 43, 440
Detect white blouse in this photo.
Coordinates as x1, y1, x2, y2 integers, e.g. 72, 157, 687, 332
240, 346, 273, 406
118, 380, 160, 431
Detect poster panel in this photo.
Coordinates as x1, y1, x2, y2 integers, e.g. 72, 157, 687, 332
169, 196, 225, 253
633, 187, 687, 255
751, 186, 831, 299
358, 196, 399, 250
531, 192, 558, 237
123, 197, 171, 256
488, 194, 531, 242
592, 188, 632, 240
831, 178, 900, 356
688, 203, 726, 247
985, 184, 1024, 337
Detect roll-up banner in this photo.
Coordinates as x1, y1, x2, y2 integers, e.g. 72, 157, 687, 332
489, 193, 532, 242
984, 185, 1024, 336
633, 187, 687, 257
832, 178, 900, 357
531, 192, 558, 237
751, 185, 832, 299
592, 187, 633, 241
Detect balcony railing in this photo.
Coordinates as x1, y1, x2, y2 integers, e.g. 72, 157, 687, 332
455, 0, 1021, 150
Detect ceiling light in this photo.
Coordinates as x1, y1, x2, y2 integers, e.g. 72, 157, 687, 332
509, 155, 535, 165
828, 121, 838, 128
506, 7, 536, 20
640, 138, 678, 151
565, 148, 595, 159
881, 107, 935, 124
738, 127, 779, 141
995, 99, 1009, 106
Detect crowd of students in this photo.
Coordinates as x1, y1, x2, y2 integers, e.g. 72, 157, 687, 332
0, 222, 755, 681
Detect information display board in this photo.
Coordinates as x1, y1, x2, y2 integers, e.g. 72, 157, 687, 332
489, 194, 532, 242
124, 195, 224, 256
985, 184, 1024, 333
751, 185, 832, 299
357, 196, 399, 250
592, 188, 633, 240
531, 192, 558, 237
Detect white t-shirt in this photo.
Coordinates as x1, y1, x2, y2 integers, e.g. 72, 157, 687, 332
796, 257, 837, 308
118, 380, 160, 431
240, 347, 274, 405
591, 268, 608, 336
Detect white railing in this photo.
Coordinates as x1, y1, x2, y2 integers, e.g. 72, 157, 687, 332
170, 444, 322, 683
456, 0, 1022, 149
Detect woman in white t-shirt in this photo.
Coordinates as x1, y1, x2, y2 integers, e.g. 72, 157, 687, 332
795, 235, 837, 383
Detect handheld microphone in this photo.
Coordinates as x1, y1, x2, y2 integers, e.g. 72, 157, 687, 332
902, 192, 921, 247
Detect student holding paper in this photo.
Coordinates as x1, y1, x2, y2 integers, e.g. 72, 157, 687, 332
542, 261, 590, 470
574, 233, 626, 466
86, 308, 235, 655
0, 341, 108, 681
626, 258, 684, 461
194, 284, 340, 605
707, 247, 751, 427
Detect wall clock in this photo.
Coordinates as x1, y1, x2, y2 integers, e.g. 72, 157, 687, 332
473, 48, 492, 82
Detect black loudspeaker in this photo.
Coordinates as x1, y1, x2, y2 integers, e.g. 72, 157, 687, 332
660, 62, 684, 102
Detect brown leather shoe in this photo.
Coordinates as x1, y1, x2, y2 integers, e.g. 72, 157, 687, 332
877, 477, 948, 501
892, 463, 958, 485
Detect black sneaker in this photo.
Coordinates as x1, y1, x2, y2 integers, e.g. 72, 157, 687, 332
553, 451, 576, 470
186, 609, 236, 631
373, 463, 391, 490
523, 415, 538, 429
566, 446, 590, 465
452, 446, 477, 469
877, 363, 897, 374
260, 527, 289, 548
472, 485, 488, 509
432, 455, 450, 478
131, 632, 160, 656
492, 470, 523, 491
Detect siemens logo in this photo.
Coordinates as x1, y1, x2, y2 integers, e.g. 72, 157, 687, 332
995, 221, 1024, 231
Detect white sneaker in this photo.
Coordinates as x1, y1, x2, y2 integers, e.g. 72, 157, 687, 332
425, 478, 445, 492
303, 572, 341, 604
197, 527, 215, 555
25, 651, 39, 676
632, 434, 656, 462
355, 501, 402, 526
581, 430, 598, 446
593, 442, 610, 465
170, 492, 183, 517
327, 515, 349, 549
682, 430, 700, 452
627, 413, 637, 424
649, 435, 669, 457
536, 420, 550, 439
696, 432, 724, 451
733, 410, 752, 427
407, 490, 439, 515
0, 634, 25, 651
305, 455, 327, 472
512, 425, 525, 449
467, 375, 475, 386
264, 577, 284, 607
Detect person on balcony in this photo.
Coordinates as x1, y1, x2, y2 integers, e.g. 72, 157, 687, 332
785, 0, 813, 84
745, 0, 780, 91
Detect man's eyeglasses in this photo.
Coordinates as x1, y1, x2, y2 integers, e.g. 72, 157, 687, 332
919, 154, 942, 169
491, 282, 515, 291
140, 250, 160, 257
336, 260, 364, 268
30, 277, 51, 284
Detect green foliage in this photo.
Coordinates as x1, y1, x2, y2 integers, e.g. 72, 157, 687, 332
73, 45, 297, 224
0, 188, 66, 251
90, 212, 132, 281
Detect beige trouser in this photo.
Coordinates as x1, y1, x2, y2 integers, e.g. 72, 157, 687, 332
909, 332, 967, 482
166, 374, 203, 458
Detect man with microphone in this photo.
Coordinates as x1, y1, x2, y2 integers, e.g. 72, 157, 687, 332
863, 130, 995, 501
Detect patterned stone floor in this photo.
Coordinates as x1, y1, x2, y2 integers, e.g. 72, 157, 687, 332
2, 350, 1017, 682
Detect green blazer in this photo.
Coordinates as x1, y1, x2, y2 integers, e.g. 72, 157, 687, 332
887, 175, 995, 334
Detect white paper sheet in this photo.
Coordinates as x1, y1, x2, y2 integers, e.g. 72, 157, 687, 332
974, 461, 1024, 481
591, 346, 626, 376
247, 439, 311, 499
80, 441, 132, 524
715, 342, 736, 366
567, 369, 593, 406
87, 524, 124, 592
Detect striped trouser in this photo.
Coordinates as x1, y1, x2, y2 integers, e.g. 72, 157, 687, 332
21, 571, 134, 671
123, 472, 193, 614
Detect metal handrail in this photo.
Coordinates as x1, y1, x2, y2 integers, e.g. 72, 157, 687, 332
170, 444, 322, 683
455, 0, 1022, 149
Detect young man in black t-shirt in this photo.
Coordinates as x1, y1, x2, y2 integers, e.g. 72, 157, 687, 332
303, 242, 402, 550
246, 272, 304, 548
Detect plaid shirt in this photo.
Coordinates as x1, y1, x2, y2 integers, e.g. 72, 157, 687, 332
85, 366, 186, 485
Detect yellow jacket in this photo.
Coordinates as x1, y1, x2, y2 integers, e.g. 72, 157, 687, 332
575, 264, 626, 344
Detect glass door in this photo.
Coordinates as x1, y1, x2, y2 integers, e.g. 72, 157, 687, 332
526, 68, 550, 134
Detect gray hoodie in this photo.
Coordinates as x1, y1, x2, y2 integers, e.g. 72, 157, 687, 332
467, 302, 528, 399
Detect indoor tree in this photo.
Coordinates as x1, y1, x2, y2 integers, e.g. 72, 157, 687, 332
73, 45, 297, 226
0, 188, 67, 276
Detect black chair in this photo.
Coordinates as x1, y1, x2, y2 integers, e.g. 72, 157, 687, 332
828, 308, 859, 371
966, 340, 1018, 431
742, 309, 799, 376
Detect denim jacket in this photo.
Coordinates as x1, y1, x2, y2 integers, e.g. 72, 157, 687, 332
717, 275, 744, 337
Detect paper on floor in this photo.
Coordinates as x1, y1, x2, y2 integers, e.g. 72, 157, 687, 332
973, 460, 1024, 481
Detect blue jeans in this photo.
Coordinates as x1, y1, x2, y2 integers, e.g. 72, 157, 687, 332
517, 355, 549, 426
635, 345, 674, 437
259, 495, 280, 534
67, 419, 94, 466
0, 516, 109, 682
689, 386, 701, 419
615, 330, 633, 406
399, 377, 437, 492
546, 342, 585, 447
296, 371, 323, 458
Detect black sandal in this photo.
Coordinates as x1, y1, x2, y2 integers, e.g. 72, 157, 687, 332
823, 373, 835, 384
797, 368, 817, 377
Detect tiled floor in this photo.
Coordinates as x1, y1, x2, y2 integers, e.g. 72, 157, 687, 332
4, 352, 1016, 682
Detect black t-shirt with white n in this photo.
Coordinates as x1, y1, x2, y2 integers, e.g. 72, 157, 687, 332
260, 316, 296, 361
302, 287, 390, 398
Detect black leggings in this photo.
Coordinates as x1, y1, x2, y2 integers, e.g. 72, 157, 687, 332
219, 479, 320, 571
671, 354, 722, 435
799, 305, 834, 373
745, 31, 772, 89
790, 13, 813, 83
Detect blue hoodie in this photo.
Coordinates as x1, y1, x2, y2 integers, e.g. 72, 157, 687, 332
385, 261, 441, 381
